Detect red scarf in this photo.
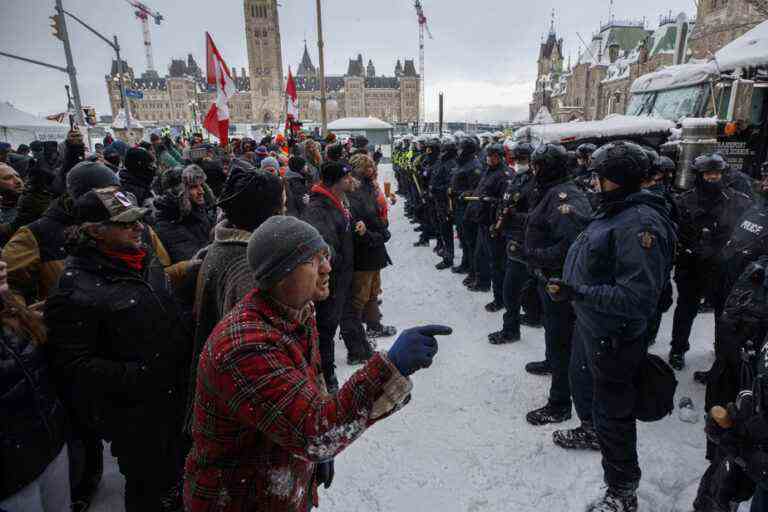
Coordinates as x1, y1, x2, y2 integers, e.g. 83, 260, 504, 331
311, 184, 351, 220
373, 181, 389, 221
102, 247, 147, 271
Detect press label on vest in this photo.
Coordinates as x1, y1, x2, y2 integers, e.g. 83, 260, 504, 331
741, 220, 764, 235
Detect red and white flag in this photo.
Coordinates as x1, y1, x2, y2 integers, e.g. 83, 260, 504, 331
203, 32, 236, 145
285, 68, 299, 134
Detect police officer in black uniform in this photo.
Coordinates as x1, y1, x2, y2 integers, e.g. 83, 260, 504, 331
669, 153, 753, 371
450, 137, 483, 277
465, 144, 509, 306
550, 141, 676, 512
414, 138, 441, 247
524, 143, 591, 424
431, 136, 459, 270
488, 141, 538, 344
640, 156, 679, 347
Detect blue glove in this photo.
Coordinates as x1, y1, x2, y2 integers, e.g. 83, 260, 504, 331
387, 325, 453, 376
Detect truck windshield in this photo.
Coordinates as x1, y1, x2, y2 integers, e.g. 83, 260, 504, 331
649, 84, 708, 121
626, 93, 653, 116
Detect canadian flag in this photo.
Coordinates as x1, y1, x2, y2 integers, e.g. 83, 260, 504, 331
285, 68, 299, 134
203, 32, 236, 145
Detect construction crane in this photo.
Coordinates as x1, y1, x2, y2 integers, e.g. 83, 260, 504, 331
124, 0, 164, 72
414, 0, 432, 133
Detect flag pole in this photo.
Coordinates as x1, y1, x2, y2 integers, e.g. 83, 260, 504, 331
316, 0, 327, 136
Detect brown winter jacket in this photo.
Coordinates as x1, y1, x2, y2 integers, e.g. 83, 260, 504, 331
3, 211, 186, 304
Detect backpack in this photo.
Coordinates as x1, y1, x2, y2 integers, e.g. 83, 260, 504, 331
634, 353, 678, 422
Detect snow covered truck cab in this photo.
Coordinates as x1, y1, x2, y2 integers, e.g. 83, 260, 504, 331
629, 20, 768, 188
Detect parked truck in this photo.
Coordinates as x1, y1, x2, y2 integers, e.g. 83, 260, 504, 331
515, 20, 768, 188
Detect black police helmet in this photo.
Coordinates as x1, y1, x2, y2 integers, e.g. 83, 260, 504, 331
575, 143, 597, 160
530, 143, 569, 182
692, 153, 727, 174
426, 137, 441, 151
485, 143, 505, 160
588, 140, 649, 189
510, 142, 535, 160
655, 156, 676, 176
459, 137, 478, 155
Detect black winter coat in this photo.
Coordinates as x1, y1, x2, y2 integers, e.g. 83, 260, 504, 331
525, 178, 592, 275
0, 328, 68, 499
302, 189, 353, 298
674, 186, 753, 270
46, 247, 191, 443
450, 156, 482, 201
154, 196, 212, 263
119, 169, 155, 208
347, 178, 391, 271
564, 191, 676, 340
466, 163, 510, 226
284, 170, 310, 218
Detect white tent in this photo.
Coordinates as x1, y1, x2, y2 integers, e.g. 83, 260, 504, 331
327, 117, 394, 146
0, 101, 69, 147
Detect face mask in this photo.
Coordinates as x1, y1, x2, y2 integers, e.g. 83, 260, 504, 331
701, 179, 723, 197
515, 163, 529, 173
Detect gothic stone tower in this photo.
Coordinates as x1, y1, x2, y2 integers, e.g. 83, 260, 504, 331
244, 0, 284, 125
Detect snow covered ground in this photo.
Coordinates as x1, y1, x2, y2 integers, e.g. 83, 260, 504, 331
91, 164, 740, 511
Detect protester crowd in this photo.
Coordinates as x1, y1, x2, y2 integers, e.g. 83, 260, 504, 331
0, 129, 454, 512
393, 132, 768, 512
1, 121, 767, 512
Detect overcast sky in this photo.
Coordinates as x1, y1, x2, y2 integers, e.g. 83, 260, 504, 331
1, 0, 694, 122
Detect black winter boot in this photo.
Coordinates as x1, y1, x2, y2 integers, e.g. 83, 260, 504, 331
484, 300, 504, 312
488, 330, 520, 344
526, 403, 572, 425
588, 488, 638, 512
553, 423, 600, 451
525, 360, 552, 375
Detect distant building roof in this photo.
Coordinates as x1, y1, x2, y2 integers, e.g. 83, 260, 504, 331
541, 32, 563, 60
294, 75, 345, 92
365, 76, 399, 88
297, 42, 316, 76
110, 59, 133, 77
402, 59, 418, 76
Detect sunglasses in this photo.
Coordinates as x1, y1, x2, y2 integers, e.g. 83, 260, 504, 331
107, 220, 142, 230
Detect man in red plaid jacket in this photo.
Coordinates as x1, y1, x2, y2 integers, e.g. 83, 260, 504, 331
184, 216, 451, 511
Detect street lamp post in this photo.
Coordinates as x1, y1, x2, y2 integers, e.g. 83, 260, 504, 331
55, 0, 86, 130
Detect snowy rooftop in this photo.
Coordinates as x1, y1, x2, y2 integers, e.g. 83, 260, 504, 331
630, 61, 716, 93
602, 49, 640, 83
516, 114, 674, 144
327, 117, 393, 131
715, 19, 768, 71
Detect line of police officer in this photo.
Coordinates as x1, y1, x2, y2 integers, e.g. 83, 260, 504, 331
393, 133, 768, 511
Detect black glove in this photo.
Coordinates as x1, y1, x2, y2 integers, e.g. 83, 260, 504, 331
545, 278, 581, 302
315, 460, 334, 489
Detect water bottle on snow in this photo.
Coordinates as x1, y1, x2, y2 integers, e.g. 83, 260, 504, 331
678, 396, 699, 424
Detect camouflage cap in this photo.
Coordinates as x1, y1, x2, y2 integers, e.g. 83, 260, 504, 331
74, 186, 148, 224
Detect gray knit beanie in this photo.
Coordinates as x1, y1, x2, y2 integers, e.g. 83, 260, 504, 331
260, 156, 279, 173
248, 215, 329, 290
